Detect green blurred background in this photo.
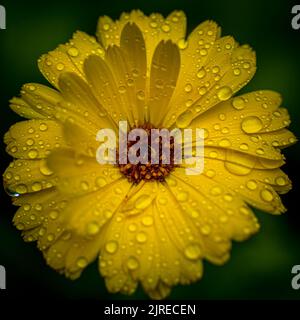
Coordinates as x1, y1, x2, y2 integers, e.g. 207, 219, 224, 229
0, 0, 300, 300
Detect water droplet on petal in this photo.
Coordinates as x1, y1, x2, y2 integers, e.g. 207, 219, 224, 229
241, 116, 263, 133
127, 257, 139, 270
28, 149, 38, 159
39, 160, 54, 176
76, 257, 88, 268
225, 162, 252, 176
135, 195, 153, 210
217, 86, 232, 101
39, 123, 48, 131
184, 83, 193, 92
184, 244, 202, 260
68, 47, 79, 57
142, 216, 154, 226
16, 184, 28, 194
158, 197, 168, 205
275, 176, 287, 186
210, 186, 222, 196
246, 180, 257, 190
32, 182, 42, 192
197, 68, 206, 79
16, 223, 25, 230
176, 191, 189, 202
49, 210, 59, 220
232, 97, 245, 110
56, 63, 65, 71
136, 232, 147, 243
96, 177, 107, 188
105, 240, 118, 254
176, 110, 193, 128
260, 189, 274, 202
87, 221, 100, 235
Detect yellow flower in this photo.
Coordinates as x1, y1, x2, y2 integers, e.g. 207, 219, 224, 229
3, 10, 296, 299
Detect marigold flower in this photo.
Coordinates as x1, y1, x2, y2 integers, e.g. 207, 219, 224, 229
3, 10, 296, 299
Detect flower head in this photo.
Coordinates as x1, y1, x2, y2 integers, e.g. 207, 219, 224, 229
3, 10, 296, 299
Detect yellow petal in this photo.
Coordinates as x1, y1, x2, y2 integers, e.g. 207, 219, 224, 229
99, 186, 203, 298
58, 72, 114, 130
200, 158, 287, 214
149, 40, 180, 126
38, 31, 105, 88
5, 120, 66, 159
119, 23, 147, 124
84, 55, 132, 125
164, 35, 256, 128
47, 148, 124, 196
13, 188, 59, 231
4, 159, 56, 195
97, 10, 186, 67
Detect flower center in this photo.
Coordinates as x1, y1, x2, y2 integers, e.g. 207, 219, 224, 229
117, 123, 177, 183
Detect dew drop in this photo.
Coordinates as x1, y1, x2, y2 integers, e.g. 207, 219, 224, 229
136, 232, 147, 243
184, 83, 193, 92
39, 160, 53, 176
217, 86, 232, 101
103, 23, 110, 31
105, 240, 118, 254
233, 68, 241, 76
49, 210, 59, 220
200, 49, 208, 56
197, 68, 206, 79
218, 139, 231, 147
246, 180, 257, 190
28, 149, 38, 159
26, 138, 34, 146
158, 197, 168, 205
239, 143, 249, 151
142, 216, 154, 226
176, 110, 193, 128
275, 176, 287, 186
260, 189, 274, 202
232, 97, 245, 110
135, 195, 153, 210
32, 182, 42, 192
136, 90, 145, 100
87, 221, 100, 235
67, 47, 79, 57
241, 116, 263, 133
210, 186, 222, 196
39, 123, 48, 131
225, 162, 252, 176
184, 244, 201, 260
205, 169, 216, 178
16, 223, 25, 230
128, 224, 137, 232
176, 191, 189, 202
16, 184, 28, 194
126, 257, 139, 270
96, 177, 107, 188
76, 257, 88, 268
56, 63, 65, 71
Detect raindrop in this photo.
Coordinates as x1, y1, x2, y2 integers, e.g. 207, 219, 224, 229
127, 257, 139, 270
176, 110, 193, 128
217, 86, 232, 101
76, 257, 88, 268
105, 240, 118, 254
232, 97, 245, 110
260, 189, 274, 202
241, 116, 263, 133
184, 244, 201, 260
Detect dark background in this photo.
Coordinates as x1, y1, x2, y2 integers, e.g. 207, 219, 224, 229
0, 0, 299, 300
